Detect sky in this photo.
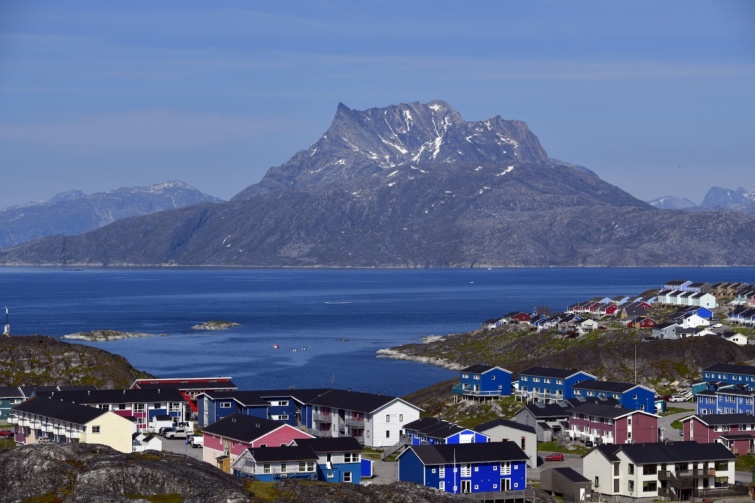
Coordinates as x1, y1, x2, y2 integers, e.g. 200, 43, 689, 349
1, 1, 754, 207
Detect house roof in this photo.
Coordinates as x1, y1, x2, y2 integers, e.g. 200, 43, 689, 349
720, 433, 755, 441
461, 364, 506, 374
34, 388, 185, 404
567, 402, 635, 419
400, 441, 528, 465
518, 367, 593, 379
136, 381, 238, 391
308, 389, 418, 414
199, 390, 269, 407
703, 363, 755, 377
403, 418, 468, 439
473, 417, 536, 435
682, 413, 755, 426
153, 414, 173, 421
249, 445, 319, 462
12, 396, 107, 425
620, 441, 735, 463
293, 436, 362, 453
572, 380, 640, 393
0, 386, 22, 398
202, 413, 292, 443
591, 444, 621, 462
548, 467, 590, 484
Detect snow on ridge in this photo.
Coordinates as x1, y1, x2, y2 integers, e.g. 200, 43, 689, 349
430, 136, 443, 160
429, 103, 442, 111
496, 166, 515, 176
387, 170, 399, 177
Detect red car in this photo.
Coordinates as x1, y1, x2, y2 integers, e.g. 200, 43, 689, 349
0, 430, 14, 439
544, 453, 564, 461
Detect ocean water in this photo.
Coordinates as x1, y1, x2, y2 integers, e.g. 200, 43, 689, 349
2, 267, 754, 396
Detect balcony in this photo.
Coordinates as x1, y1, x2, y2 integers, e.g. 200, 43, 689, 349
312, 412, 332, 424
452, 384, 505, 397
311, 428, 331, 438
345, 417, 364, 427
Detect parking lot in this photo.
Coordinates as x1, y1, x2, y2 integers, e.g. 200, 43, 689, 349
159, 436, 203, 461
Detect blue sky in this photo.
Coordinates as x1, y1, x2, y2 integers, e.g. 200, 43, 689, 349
1, 1, 753, 207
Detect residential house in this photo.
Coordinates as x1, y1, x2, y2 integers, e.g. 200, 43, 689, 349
132, 432, 162, 452
10, 396, 133, 453
305, 389, 421, 448
696, 388, 755, 415
728, 307, 755, 326
566, 403, 659, 445
513, 398, 598, 442
541, 467, 592, 503
503, 312, 532, 325
0, 386, 24, 422
652, 322, 681, 340
517, 367, 596, 402
583, 441, 736, 501
721, 332, 749, 346
398, 441, 528, 496
571, 381, 656, 412
402, 417, 489, 446
231, 436, 363, 483
473, 418, 536, 466
34, 388, 187, 432
453, 364, 512, 401
662, 280, 692, 291
682, 414, 755, 455
131, 377, 237, 418
201, 413, 314, 473
618, 302, 653, 319
701, 363, 755, 387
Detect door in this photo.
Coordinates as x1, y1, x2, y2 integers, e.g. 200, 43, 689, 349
501, 478, 511, 491
461, 480, 471, 494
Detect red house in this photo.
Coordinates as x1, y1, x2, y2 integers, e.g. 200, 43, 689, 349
202, 413, 313, 473
682, 414, 755, 455
566, 403, 659, 445
131, 377, 237, 416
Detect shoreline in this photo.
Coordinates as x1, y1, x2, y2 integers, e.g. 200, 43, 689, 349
376, 348, 464, 371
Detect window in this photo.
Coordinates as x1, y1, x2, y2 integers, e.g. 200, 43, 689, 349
594, 476, 599, 488
220, 402, 232, 409
520, 436, 526, 451
461, 464, 471, 477
118, 403, 127, 410
544, 378, 551, 384
134, 404, 145, 412
326, 472, 334, 479
9, 399, 20, 404
462, 373, 469, 378
473, 375, 480, 380
92, 426, 101, 433
386, 430, 390, 438
643, 481, 657, 492
399, 414, 403, 422
628, 481, 635, 493
344, 472, 352, 482
263, 464, 271, 474
643, 464, 656, 475
439, 466, 445, 478
386, 415, 390, 422
491, 375, 496, 380
715, 461, 729, 471
299, 462, 307, 472
556, 379, 563, 385
501, 462, 511, 475
280, 463, 287, 473
628, 463, 634, 475
153, 403, 162, 409
714, 477, 729, 488
344, 453, 359, 463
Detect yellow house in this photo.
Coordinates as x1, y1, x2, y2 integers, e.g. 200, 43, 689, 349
10, 396, 133, 453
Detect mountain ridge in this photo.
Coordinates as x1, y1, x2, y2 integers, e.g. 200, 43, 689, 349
1, 101, 754, 267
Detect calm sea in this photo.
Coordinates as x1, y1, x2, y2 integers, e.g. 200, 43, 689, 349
2, 267, 754, 396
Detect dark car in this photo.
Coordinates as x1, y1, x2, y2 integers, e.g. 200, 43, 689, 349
0, 430, 14, 439
584, 439, 594, 447
544, 452, 564, 461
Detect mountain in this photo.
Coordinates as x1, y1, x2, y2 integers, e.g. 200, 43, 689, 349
0, 181, 223, 248
646, 195, 697, 210
1, 101, 755, 267
700, 186, 755, 214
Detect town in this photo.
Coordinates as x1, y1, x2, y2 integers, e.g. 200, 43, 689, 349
2, 278, 755, 502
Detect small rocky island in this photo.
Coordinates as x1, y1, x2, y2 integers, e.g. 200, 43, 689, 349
62, 330, 154, 342
190, 321, 239, 331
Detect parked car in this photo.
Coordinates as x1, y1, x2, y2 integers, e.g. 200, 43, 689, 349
544, 453, 564, 461
189, 435, 204, 448
165, 428, 189, 439
668, 394, 685, 402
160, 427, 176, 437
583, 439, 594, 447
0, 429, 13, 439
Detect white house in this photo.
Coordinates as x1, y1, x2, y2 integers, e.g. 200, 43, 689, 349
132, 432, 163, 452
583, 441, 735, 501
722, 332, 749, 346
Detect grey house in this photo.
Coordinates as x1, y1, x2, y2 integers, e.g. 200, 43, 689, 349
541, 467, 591, 502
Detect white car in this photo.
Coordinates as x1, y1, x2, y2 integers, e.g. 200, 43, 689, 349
668, 394, 685, 402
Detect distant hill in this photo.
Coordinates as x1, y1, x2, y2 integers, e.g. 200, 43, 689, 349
700, 186, 755, 214
2, 101, 755, 267
646, 195, 697, 210
0, 181, 223, 248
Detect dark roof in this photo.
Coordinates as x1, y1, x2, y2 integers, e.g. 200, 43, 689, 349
621, 441, 735, 463
12, 396, 107, 424
403, 417, 469, 439
462, 364, 509, 374
519, 367, 588, 379
0, 386, 22, 398
703, 363, 755, 377
200, 390, 269, 407
685, 414, 755, 426
202, 413, 289, 443
720, 433, 755, 441
293, 436, 362, 453
572, 380, 639, 393
249, 445, 318, 462
567, 403, 635, 419
308, 389, 412, 413
153, 414, 173, 421
592, 444, 621, 462
548, 467, 590, 484
521, 402, 572, 419
35, 388, 184, 404
400, 441, 528, 465
473, 418, 536, 435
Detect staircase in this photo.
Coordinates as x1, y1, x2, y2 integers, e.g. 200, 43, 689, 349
381, 437, 410, 460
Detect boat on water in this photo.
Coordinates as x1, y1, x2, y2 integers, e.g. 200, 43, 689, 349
273, 344, 280, 349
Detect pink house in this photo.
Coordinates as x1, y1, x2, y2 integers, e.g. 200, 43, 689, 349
566, 403, 659, 445
202, 413, 313, 473
682, 413, 755, 455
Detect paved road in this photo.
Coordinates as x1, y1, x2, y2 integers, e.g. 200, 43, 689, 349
659, 401, 696, 441
160, 436, 203, 461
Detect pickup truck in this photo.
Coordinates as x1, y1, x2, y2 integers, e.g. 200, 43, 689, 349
165, 428, 189, 439
189, 435, 204, 448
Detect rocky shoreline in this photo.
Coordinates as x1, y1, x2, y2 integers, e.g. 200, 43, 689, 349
62, 330, 155, 342
376, 334, 465, 371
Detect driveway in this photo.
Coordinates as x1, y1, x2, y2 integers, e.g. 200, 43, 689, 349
530, 452, 583, 480
659, 401, 696, 441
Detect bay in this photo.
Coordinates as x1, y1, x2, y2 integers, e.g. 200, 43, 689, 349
2, 267, 754, 396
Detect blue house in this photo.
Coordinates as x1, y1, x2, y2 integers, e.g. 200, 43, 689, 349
517, 367, 596, 402
402, 417, 489, 446
197, 391, 269, 428
571, 380, 656, 412
701, 363, 755, 387
453, 364, 512, 401
398, 441, 528, 495
0, 386, 24, 422
231, 436, 363, 484
696, 389, 755, 415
